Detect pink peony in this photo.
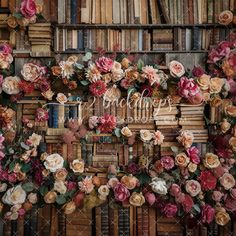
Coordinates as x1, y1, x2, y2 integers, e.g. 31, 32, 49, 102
186, 146, 200, 164
153, 130, 164, 145
88, 116, 99, 129
113, 182, 130, 202
198, 170, 217, 191
35, 108, 49, 122
95, 56, 113, 73
188, 92, 203, 105
120, 78, 134, 89
20, 0, 37, 19
212, 191, 224, 202
201, 204, 215, 224
0, 43, 12, 55
98, 114, 116, 133
192, 66, 205, 77
160, 156, 174, 170
162, 203, 178, 218
181, 194, 194, 213
142, 65, 160, 85
89, 80, 107, 97
169, 184, 181, 197
144, 192, 156, 205
178, 77, 201, 99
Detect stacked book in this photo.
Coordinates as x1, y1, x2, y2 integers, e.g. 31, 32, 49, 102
0, 14, 9, 44
179, 104, 208, 143
152, 29, 173, 51
28, 23, 52, 57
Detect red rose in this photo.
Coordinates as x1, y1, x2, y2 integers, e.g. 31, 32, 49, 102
113, 182, 130, 202
198, 170, 217, 191
181, 194, 194, 213
201, 204, 215, 224
20, 0, 36, 19
162, 203, 178, 218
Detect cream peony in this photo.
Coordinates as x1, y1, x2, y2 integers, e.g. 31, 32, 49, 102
140, 130, 153, 142
21, 63, 41, 82
70, 159, 85, 173
44, 153, 64, 173
150, 177, 167, 195
129, 192, 145, 206
121, 126, 133, 137
56, 93, 68, 104
28, 133, 42, 147
54, 180, 67, 194
98, 185, 110, 200
2, 76, 21, 95
2, 185, 26, 205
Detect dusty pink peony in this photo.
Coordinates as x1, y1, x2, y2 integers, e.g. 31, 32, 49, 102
162, 203, 178, 218
35, 108, 49, 122
0, 43, 12, 55
181, 194, 194, 213
160, 156, 174, 170
89, 80, 107, 97
120, 78, 134, 89
20, 0, 37, 19
95, 56, 113, 73
153, 130, 164, 145
186, 146, 200, 164
113, 182, 130, 202
212, 191, 224, 202
142, 65, 160, 85
201, 204, 215, 224
178, 77, 201, 99
169, 184, 181, 197
144, 192, 156, 205
192, 66, 205, 77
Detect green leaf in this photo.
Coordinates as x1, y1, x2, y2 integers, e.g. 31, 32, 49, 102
22, 182, 35, 192
137, 59, 144, 70
20, 142, 29, 150
56, 195, 67, 205
21, 163, 31, 173
114, 128, 121, 138
39, 186, 48, 196
193, 204, 201, 213
74, 63, 84, 70
80, 80, 90, 86
9, 162, 16, 172
13, 12, 23, 19
82, 52, 92, 62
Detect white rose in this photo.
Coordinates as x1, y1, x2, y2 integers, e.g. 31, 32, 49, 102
2, 185, 26, 205
121, 126, 133, 137
149, 177, 167, 195
169, 60, 185, 78
140, 130, 153, 142
44, 153, 64, 173
54, 180, 67, 194
28, 133, 42, 147
2, 76, 20, 95
27, 193, 38, 204
98, 185, 110, 198
21, 63, 41, 82
0, 182, 7, 192
56, 93, 68, 104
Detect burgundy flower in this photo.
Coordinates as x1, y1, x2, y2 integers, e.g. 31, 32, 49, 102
198, 170, 217, 191
160, 156, 175, 170
89, 80, 107, 97
201, 204, 215, 224
192, 66, 205, 77
18, 80, 35, 94
0, 43, 12, 55
98, 114, 116, 133
140, 84, 153, 97
127, 162, 140, 175
113, 182, 130, 202
162, 203, 178, 218
181, 194, 194, 213
186, 146, 200, 164
35, 108, 49, 122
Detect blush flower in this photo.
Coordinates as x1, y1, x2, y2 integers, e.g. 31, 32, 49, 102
142, 65, 160, 85
35, 108, 49, 122
201, 204, 215, 224
160, 156, 175, 170
177, 130, 194, 149
153, 130, 164, 145
89, 80, 107, 97
95, 56, 113, 73
169, 60, 185, 77
113, 182, 130, 202
78, 176, 95, 194
20, 0, 36, 19
178, 77, 201, 99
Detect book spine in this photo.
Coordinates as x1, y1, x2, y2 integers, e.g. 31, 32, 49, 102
53, 105, 58, 128
71, 0, 77, 23
101, 204, 109, 236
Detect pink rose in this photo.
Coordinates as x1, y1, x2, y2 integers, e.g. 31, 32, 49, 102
186, 146, 200, 164
35, 108, 49, 122
230, 188, 236, 199
8, 173, 17, 183
212, 191, 224, 202
20, 0, 37, 19
96, 56, 113, 73
160, 156, 174, 170
144, 192, 156, 205
178, 77, 201, 100
113, 182, 130, 202
120, 78, 134, 89
185, 180, 201, 197
162, 203, 178, 218
192, 66, 205, 77
212, 165, 228, 178
169, 184, 181, 197
181, 194, 194, 213
188, 92, 203, 105
0, 43, 12, 55
201, 204, 215, 224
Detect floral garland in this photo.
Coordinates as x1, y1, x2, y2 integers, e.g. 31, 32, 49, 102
0, 35, 236, 227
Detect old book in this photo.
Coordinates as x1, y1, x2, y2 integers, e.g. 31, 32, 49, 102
101, 204, 109, 236
207, 0, 213, 23
158, 0, 170, 23
142, 206, 149, 236
95, 207, 101, 236
50, 0, 58, 22
113, 0, 120, 23
140, 0, 148, 24
149, 208, 156, 236
81, 0, 91, 23
105, 0, 113, 23
58, 0, 66, 23
134, 0, 141, 23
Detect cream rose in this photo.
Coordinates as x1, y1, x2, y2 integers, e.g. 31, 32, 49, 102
177, 130, 194, 149
219, 10, 233, 25
150, 177, 167, 195
215, 210, 230, 226
44, 191, 57, 204
28, 133, 42, 147
140, 130, 153, 142
107, 177, 119, 188
185, 180, 201, 197
98, 185, 110, 200
220, 173, 235, 190
129, 192, 145, 207
203, 153, 220, 169
2, 185, 26, 205
225, 105, 236, 117
169, 60, 185, 78
120, 175, 138, 190
197, 74, 210, 90
42, 89, 54, 100
54, 168, 68, 181
175, 153, 190, 167
121, 126, 133, 137
2, 76, 21, 95
229, 137, 236, 152
54, 180, 67, 194
21, 63, 41, 82
209, 77, 224, 94
44, 153, 64, 173
0, 183, 7, 192
56, 93, 68, 104
27, 193, 38, 204
70, 159, 85, 173
220, 119, 231, 133
63, 201, 76, 214
188, 163, 197, 173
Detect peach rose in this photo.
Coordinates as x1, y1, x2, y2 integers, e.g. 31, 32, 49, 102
210, 97, 222, 107
2, 76, 21, 95
219, 10, 233, 25
21, 63, 41, 82
140, 130, 153, 142
209, 77, 224, 94
70, 159, 85, 173
44, 191, 57, 204
220, 119, 231, 133
121, 126, 133, 137
129, 192, 145, 207
54, 168, 68, 181
175, 153, 190, 167
177, 130, 194, 149
120, 175, 138, 190
215, 210, 230, 226
225, 105, 236, 117
7, 16, 18, 28
56, 93, 67, 104
42, 89, 54, 100
121, 58, 130, 69
51, 66, 62, 76
169, 60, 185, 78
229, 137, 236, 152
197, 74, 210, 90
220, 173, 235, 190
203, 153, 220, 169
63, 201, 76, 214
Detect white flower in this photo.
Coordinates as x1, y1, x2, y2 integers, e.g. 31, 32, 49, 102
54, 180, 67, 194
70, 159, 85, 173
140, 130, 153, 142
2, 76, 20, 95
149, 177, 167, 195
111, 61, 124, 82
56, 93, 68, 104
21, 63, 41, 82
86, 63, 101, 82
28, 133, 42, 147
121, 126, 133, 137
59, 61, 74, 79
27, 193, 38, 204
2, 185, 26, 205
44, 153, 64, 173
169, 60, 185, 78
98, 185, 110, 200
